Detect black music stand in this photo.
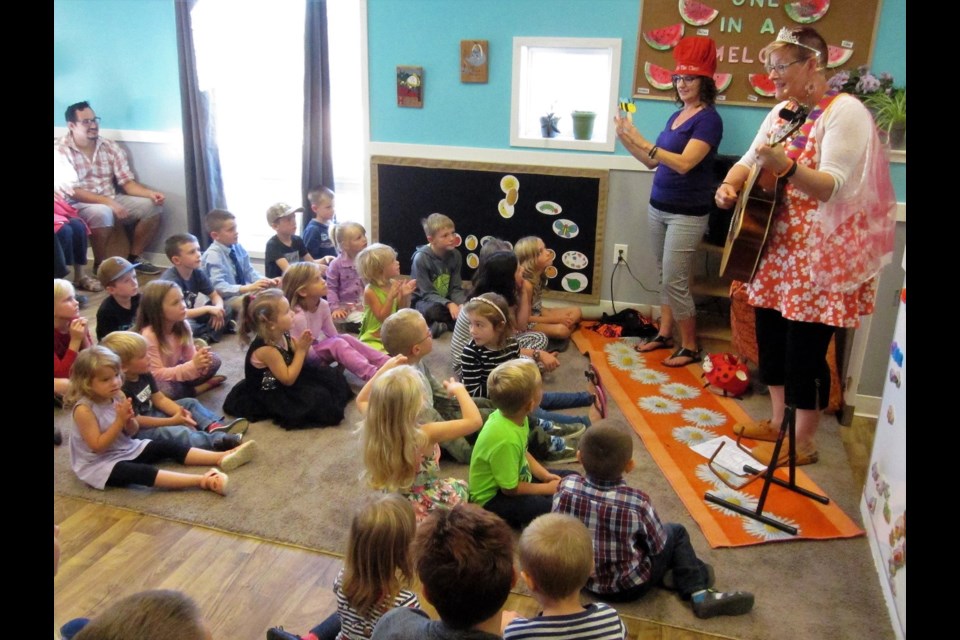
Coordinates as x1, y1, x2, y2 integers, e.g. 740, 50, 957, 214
704, 406, 829, 535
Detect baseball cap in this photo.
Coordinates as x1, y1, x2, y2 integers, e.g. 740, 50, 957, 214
97, 256, 139, 287
266, 202, 303, 226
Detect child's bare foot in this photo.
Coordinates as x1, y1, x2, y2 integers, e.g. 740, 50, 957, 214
195, 375, 227, 395
201, 468, 229, 495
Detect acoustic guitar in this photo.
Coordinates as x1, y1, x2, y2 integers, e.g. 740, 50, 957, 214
719, 115, 806, 282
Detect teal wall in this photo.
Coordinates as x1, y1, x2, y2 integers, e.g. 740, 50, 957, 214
51, 0, 905, 197
367, 0, 906, 197
53, 0, 180, 131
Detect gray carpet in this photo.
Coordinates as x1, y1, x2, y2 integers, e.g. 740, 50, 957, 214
53, 300, 893, 639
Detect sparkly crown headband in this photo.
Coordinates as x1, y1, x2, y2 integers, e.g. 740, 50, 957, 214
472, 296, 507, 323
776, 27, 821, 58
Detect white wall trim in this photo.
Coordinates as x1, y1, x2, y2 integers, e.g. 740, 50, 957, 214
368, 141, 648, 171
853, 394, 882, 420
53, 127, 179, 145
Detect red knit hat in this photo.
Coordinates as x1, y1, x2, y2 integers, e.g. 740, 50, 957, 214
673, 36, 717, 78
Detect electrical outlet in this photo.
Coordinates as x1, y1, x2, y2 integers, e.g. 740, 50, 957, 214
614, 244, 628, 265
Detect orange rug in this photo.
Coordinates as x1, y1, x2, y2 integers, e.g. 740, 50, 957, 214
573, 329, 864, 548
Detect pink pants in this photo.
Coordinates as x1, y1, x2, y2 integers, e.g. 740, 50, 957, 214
310, 334, 390, 381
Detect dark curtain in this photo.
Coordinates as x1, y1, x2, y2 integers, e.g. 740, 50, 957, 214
301, 0, 335, 234
176, 0, 227, 248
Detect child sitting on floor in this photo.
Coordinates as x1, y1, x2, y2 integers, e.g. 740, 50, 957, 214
357, 361, 482, 522
553, 421, 755, 618
94, 257, 141, 342
468, 358, 578, 529
55, 278, 92, 398
265, 202, 333, 279
99, 331, 246, 451
134, 280, 225, 400
161, 233, 229, 343
282, 262, 389, 382
356, 243, 416, 352
267, 495, 421, 640
301, 185, 339, 264
66, 346, 256, 496
409, 212, 467, 338
325, 221, 368, 332
502, 513, 627, 639
515, 235, 582, 342
223, 288, 352, 429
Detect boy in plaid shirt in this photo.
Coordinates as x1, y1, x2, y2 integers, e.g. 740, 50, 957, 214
552, 421, 755, 619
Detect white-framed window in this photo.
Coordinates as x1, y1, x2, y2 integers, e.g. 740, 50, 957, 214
510, 37, 622, 153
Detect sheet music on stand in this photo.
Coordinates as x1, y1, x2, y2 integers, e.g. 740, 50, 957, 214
692, 436, 767, 477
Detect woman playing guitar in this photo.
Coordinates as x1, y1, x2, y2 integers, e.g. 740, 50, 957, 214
714, 26, 895, 467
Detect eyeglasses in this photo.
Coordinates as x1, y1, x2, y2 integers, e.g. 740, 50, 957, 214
77, 117, 102, 126
764, 60, 802, 75
415, 332, 432, 345
671, 75, 699, 85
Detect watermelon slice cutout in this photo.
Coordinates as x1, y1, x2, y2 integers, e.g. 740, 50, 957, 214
784, 0, 830, 24
644, 23, 684, 51
749, 74, 776, 98
679, 0, 719, 27
827, 45, 853, 69
645, 62, 674, 91
713, 73, 732, 93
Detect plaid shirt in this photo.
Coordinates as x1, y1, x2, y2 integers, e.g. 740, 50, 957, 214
553, 474, 667, 594
56, 135, 135, 196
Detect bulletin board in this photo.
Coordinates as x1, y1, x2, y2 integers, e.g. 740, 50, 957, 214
370, 156, 608, 304
633, 0, 885, 107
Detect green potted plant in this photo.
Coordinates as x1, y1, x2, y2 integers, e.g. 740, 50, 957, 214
864, 88, 906, 150
540, 110, 560, 138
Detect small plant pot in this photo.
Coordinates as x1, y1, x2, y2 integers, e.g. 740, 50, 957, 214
541, 120, 559, 138
571, 111, 596, 140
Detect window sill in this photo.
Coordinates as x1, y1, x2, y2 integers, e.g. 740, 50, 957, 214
510, 135, 615, 153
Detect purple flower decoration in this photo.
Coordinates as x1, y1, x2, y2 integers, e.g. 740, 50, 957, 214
856, 74, 881, 94
828, 71, 849, 91
879, 72, 893, 83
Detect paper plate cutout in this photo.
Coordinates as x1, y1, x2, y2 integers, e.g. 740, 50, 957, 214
552, 218, 579, 239
506, 188, 519, 206
500, 175, 519, 193
545, 248, 556, 263
498, 199, 515, 218
466, 253, 480, 269
452, 233, 463, 247
561, 272, 588, 292
465, 235, 478, 251
536, 201, 562, 215
562, 250, 589, 270
480, 235, 495, 247
545, 265, 558, 279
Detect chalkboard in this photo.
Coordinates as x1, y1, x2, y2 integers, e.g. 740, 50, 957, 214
371, 156, 608, 304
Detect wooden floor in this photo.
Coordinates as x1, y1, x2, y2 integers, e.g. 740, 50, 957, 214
54, 412, 875, 640
54, 495, 744, 640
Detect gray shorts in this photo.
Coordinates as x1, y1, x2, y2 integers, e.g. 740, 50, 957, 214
73, 194, 161, 229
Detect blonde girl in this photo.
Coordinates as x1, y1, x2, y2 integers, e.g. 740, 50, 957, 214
134, 280, 224, 400
66, 346, 256, 495
356, 243, 416, 352
268, 495, 421, 640
222, 289, 351, 429
326, 221, 369, 328
358, 362, 482, 522
515, 236, 583, 339
55, 278, 92, 397
282, 262, 389, 381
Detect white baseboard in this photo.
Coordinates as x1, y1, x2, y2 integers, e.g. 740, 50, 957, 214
542, 298, 660, 321
852, 394, 882, 420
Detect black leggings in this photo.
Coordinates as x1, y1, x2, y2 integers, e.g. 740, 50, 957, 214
755, 307, 835, 411
106, 441, 191, 488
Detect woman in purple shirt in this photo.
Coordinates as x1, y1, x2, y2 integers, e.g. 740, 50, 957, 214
614, 36, 723, 367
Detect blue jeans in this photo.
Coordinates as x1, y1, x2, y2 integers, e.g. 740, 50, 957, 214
647, 205, 710, 321
534, 391, 593, 426
590, 523, 710, 601
134, 398, 228, 450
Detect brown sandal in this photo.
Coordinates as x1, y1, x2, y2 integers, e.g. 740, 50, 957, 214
634, 334, 674, 353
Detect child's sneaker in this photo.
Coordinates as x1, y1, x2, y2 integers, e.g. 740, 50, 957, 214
430, 321, 448, 338
219, 440, 257, 471
539, 419, 586, 440
690, 588, 754, 619
543, 446, 578, 464
213, 433, 243, 452
266, 627, 300, 640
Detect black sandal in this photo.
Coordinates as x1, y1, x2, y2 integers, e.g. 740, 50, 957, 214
663, 347, 702, 368
584, 365, 607, 419
634, 334, 674, 353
